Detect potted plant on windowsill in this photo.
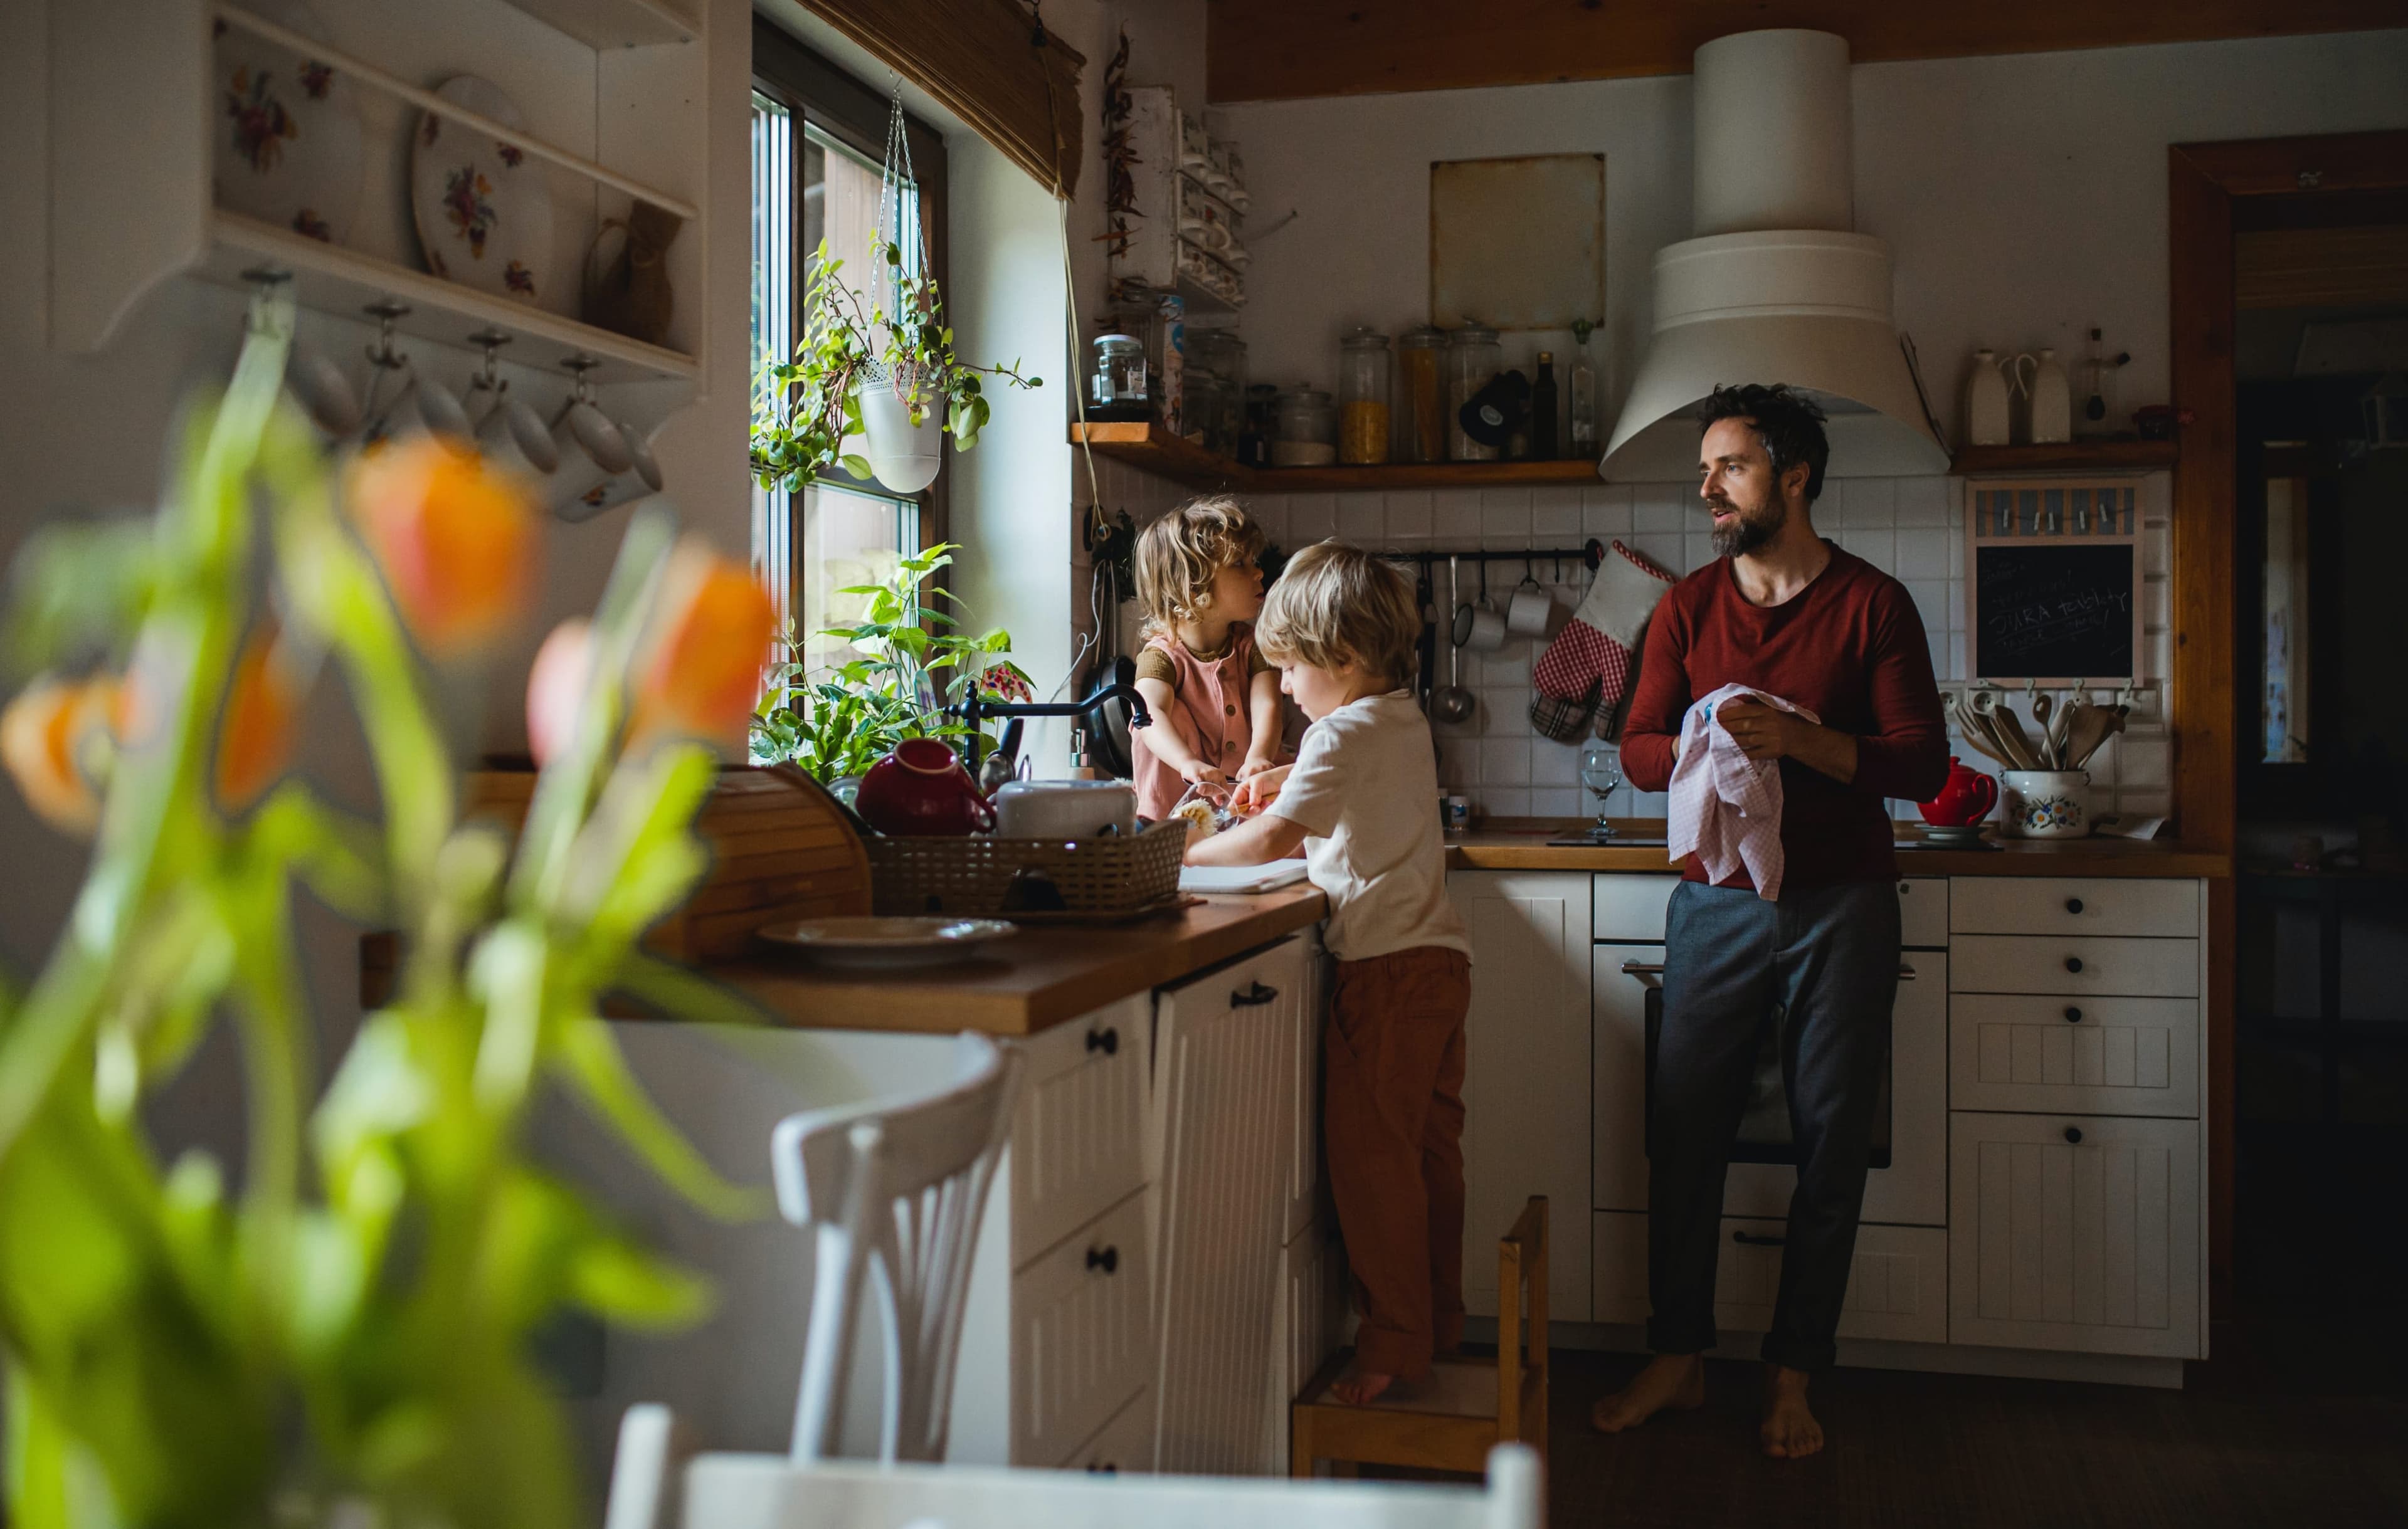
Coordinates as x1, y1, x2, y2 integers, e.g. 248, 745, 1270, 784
750, 238, 1039, 496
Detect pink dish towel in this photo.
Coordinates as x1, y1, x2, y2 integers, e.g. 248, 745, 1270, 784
1667, 683, 1821, 901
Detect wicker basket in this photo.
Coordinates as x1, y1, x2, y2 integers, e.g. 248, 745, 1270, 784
864, 821, 1187, 917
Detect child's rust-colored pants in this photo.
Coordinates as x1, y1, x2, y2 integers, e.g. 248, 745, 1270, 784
1324, 945, 1472, 1383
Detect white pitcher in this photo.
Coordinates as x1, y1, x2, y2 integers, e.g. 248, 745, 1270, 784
1965, 349, 2010, 448
2025, 347, 2072, 444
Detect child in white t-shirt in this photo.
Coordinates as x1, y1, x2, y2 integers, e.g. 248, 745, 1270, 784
1187, 541, 1471, 1405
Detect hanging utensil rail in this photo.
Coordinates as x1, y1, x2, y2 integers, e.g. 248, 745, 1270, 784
1409, 539, 1610, 572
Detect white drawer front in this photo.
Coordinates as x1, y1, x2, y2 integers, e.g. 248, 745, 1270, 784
1591, 1212, 1946, 1345
1012, 1191, 1153, 1468
1949, 1113, 2201, 1359
1950, 878, 2199, 938
1012, 994, 1151, 1269
1898, 877, 1948, 949
1592, 873, 1676, 942
1951, 995, 2200, 1118
1950, 935, 2199, 998
1064, 1387, 1154, 1475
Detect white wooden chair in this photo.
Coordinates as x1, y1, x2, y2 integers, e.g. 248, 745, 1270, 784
770, 1031, 1021, 1464
603, 1404, 1543, 1529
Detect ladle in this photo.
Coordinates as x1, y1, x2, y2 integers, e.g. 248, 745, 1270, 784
1432, 556, 1477, 725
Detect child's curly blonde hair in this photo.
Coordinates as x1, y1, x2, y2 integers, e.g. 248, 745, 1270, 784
1132, 496, 1266, 638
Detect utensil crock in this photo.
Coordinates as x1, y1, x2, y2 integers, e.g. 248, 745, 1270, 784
2001, 769, 2091, 839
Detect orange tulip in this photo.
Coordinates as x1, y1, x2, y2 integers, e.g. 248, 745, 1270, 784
525, 619, 596, 767
348, 436, 539, 654
1, 675, 119, 835
215, 626, 302, 809
631, 544, 776, 751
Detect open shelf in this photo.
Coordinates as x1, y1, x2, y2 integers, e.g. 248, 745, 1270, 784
1951, 440, 2178, 476
1069, 421, 1604, 493
210, 211, 699, 382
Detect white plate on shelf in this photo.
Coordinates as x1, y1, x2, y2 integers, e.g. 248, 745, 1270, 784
211, 1, 363, 245
1178, 862, 1312, 895
754, 917, 1017, 970
410, 76, 555, 304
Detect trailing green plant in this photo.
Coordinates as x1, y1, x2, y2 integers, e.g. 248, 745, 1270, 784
750, 239, 1040, 493
749, 543, 1033, 782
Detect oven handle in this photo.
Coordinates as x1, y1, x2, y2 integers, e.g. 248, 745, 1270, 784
1617, 960, 1919, 980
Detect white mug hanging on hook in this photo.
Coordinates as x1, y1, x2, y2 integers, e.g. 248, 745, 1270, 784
462, 329, 559, 483
358, 302, 469, 443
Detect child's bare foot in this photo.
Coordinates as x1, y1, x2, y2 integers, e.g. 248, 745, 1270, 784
1758, 1365, 1824, 1458
1330, 1367, 1395, 1405
1590, 1352, 1704, 1432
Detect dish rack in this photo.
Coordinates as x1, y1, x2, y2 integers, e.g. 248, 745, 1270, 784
864, 822, 1187, 918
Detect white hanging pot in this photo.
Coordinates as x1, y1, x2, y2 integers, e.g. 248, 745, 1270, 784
858, 376, 943, 493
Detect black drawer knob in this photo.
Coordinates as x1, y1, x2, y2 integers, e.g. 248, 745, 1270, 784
1087, 1462, 1118, 1476
2064, 1006, 2083, 1024
1085, 1026, 1119, 1056
2063, 1126, 2084, 1145
1086, 1244, 1120, 1274
2066, 897, 2085, 915
1231, 981, 1279, 1008
2065, 957, 2084, 974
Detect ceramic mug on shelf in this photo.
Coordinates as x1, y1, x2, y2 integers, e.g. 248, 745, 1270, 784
2001, 769, 2090, 839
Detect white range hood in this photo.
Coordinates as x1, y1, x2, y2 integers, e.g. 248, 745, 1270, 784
1601, 30, 1948, 481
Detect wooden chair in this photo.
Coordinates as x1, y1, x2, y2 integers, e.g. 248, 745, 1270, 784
1291, 1196, 1548, 1478
603, 1404, 1543, 1529
771, 1031, 1022, 1464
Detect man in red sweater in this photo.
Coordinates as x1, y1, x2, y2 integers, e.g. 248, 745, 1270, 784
1591, 384, 1947, 1458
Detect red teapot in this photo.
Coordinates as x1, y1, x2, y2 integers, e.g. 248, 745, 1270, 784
1920, 756, 1999, 828
856, 738, 998, 837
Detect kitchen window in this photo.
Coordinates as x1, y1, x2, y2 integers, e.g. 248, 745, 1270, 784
751, 21, 946, 672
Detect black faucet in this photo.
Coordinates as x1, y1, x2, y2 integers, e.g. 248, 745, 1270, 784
948, 654, 1151, 771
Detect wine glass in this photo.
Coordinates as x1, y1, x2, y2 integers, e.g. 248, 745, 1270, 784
1578, 740, 1622, 843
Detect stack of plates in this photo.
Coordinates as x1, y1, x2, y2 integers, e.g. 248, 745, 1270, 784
1913, 823, 1992, 848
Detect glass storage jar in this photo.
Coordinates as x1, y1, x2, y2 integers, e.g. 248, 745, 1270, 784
1271, 385, 1337, 468
1088, 334, 1148, 421
1183, 366, 1226, 449
1187, 327, 1248, 456
1395, 324, 1446, 463
1447, 322, 1502, 461
1239, 382, 1277, 469
1337, 327, 1391, 465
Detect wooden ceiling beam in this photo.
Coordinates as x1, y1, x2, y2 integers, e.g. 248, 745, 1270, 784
1205, 1, 2406, 103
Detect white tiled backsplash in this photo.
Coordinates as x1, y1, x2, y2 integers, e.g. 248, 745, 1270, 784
1073, 460, 2173, 828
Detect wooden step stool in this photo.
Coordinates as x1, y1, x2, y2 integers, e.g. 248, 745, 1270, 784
1291, 1196, 1548, 1477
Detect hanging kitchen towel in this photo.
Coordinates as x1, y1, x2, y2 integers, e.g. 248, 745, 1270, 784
1667, 683, 1820, 901
1529, 540, 1676, 741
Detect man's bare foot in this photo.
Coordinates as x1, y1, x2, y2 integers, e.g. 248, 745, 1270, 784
1759, 1365, 1824, 1459
1590, 1353, 1705, 1433
1330, 1367, 1393, 1405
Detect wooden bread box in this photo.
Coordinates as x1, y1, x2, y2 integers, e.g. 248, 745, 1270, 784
464, 763, 872, 960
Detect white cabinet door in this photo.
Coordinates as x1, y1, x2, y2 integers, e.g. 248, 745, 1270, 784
1950, 994, 2200, 1118
1011, 1190, 1154, 1466
1897, 876, 1948, 948
1948, 1112, 2201, 1359
1265, 1218, 1346, 1474
1451, 871, 1593, 1321
1065, 1388, 1155, 1476
1593, 873, 1677, 941
1277, 933, 1329, 1245
1592, 1211, 1946, 1345
1592, 942, 1658, 1214
1150, 937, 1307, 1476
1011, 994, 1152, 1269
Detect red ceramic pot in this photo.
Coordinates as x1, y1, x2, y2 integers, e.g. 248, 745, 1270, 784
856, 738, 997, 837
1920, 756, 1999, 828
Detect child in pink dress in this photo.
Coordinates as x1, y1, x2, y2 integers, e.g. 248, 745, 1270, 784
1127, 497, 1287, 821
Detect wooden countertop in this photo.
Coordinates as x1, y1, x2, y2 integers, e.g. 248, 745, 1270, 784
697, 885, 1329, 1038
1445, 820, 2234, 879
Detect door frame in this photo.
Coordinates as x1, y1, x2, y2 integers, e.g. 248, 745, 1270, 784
2167, 129, 2408, 1327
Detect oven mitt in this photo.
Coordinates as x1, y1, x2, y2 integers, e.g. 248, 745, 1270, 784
1529, 540, 1676, 740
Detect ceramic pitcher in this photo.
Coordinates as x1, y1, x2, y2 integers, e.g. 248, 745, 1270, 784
1965, 349, 2009, 447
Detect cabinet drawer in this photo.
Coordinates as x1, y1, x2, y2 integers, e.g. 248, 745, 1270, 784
1951, 994, 2200, 1118
1592, 874, 1675, 942
1950, 935, 2199, 998
1592, 1212, 1946, 1345
1011, 1190, 1153, 1467
1950, 878, 2199, 938
1898, 877, 1948, 948
1064, 1387, 1154, 1475
1949, 1113, 2200, 1359
1012, 994, 1151, 1269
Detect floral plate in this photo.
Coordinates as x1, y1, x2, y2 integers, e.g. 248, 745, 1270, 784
409, 76, 555, 305
211, 0, 363, 244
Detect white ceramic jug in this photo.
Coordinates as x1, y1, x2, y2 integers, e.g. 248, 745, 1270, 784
1965, 349, 2010, 448
2025, 347, 2072, 444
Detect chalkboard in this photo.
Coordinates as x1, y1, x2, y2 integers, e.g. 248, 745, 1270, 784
1972, 543, 2136, 681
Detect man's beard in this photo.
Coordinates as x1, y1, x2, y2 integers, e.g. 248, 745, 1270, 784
1709, 494, 1786, 558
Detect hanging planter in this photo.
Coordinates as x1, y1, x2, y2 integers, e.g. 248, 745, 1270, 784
751, 88, 1038, 497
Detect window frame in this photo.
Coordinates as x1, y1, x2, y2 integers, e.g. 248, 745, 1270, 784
752, 18, 952, 617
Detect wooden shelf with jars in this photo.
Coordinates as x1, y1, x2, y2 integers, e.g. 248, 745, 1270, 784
1069, 421, 1605, 494
1949, 440, 2177, 476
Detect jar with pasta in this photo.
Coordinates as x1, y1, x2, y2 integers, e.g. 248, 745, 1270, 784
1337, 327, 1391, 466
1395, 325, 1445, 463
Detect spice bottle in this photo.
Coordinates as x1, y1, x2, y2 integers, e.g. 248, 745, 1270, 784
1396, 325, 1445, 463
1337, 327, 1391, 465
1568, 320, 1600, 458
1532, 350, 1559, 459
